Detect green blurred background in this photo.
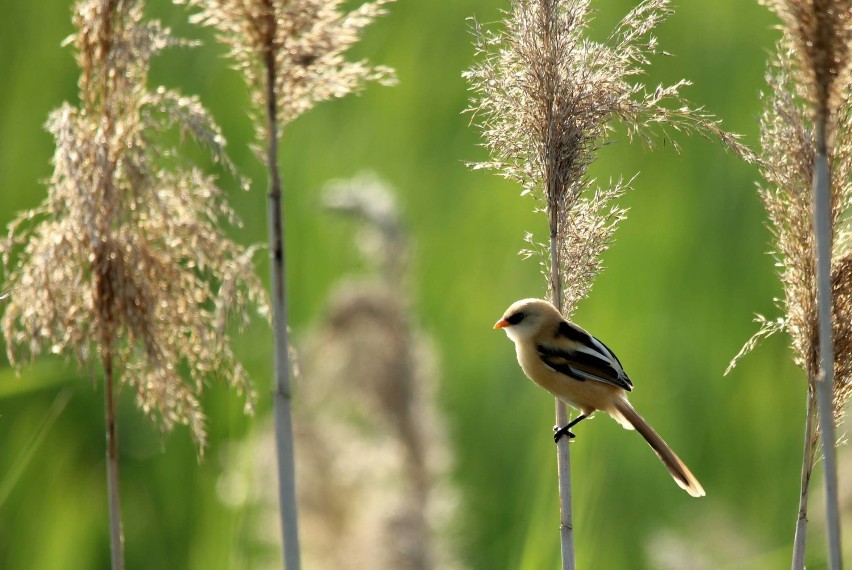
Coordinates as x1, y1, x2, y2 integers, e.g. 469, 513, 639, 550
1, 0, 848, 568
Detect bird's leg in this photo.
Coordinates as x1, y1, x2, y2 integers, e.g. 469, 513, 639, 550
553, 414, 587, 443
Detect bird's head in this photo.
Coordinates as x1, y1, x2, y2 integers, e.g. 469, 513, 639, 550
493, 298, 563, 342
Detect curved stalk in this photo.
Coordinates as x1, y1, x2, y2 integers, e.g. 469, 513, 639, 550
791, 389, 818, 570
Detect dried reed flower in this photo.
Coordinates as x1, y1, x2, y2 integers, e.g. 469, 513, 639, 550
728, 47, 852, 434
322, 171, 407, 281
762, 0, 852, 121
726, 24, 852, 565
176, 3, 397, 567
465, 0, 751, 316
645, 509, 760, 569
1, 0, 265, 448
295, 175, 457, 570
297, 282, 457, 570
176, 0, 396, 138
216, 177, 459, 570
466, 1, 749, 565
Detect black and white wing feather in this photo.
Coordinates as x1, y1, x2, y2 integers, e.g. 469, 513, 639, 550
535, 321, 633, 391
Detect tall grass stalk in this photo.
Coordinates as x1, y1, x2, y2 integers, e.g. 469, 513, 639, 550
0, 388, 72, 509
176, 2, 396, 566
102, 352, 123, 569
792, 390, 818, 570
727, 2, 851, 566
1, 1, 264, 568
275, 174, 461, 568
813, 123, 841, 569
770, 5, 850, 566
466, 1, 747, 565
261, 18, 301, 567
549, 238, 575, 565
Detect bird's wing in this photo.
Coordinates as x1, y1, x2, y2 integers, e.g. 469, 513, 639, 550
537, 322, 633, 391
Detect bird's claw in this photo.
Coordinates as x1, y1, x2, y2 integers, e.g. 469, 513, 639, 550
553, 424, 576, 443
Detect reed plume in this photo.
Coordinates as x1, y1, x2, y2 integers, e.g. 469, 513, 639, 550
175, 2, 396, 568
296, 174, 458, 569
215, 175, 459, 570
176, 0, 396, 134
466, 0, 749, 566
729, 51, 852, 430
466, 0, 749, 316
767, 0, 851, 122
1, 1, 264, 567
726, 2, 852, 567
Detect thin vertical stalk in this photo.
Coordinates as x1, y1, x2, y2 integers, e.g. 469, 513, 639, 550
550, 232, 575, 570
96, 4, 123, 561
792, 389, 818, 570
812, 117, 842, 570
103, 351, 125, 570
468, 0, 709, 562
541, 0, 574, 564
263, 20, 302, 570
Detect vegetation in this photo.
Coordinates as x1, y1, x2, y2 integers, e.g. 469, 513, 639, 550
0, 1, 848, 569
465, 0, 749, 565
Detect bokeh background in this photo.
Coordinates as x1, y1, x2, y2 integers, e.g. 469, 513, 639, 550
1, 0, 850, 568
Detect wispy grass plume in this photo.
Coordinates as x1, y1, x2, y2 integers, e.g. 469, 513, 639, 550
766, 0, 851, 123
773, 4, 852, 563
295, 174, 458, 569
214, 175, 459, 570
175, 2, 396, 568
727, 2, 852, 561
466, 0, 748, 566
466, 0, 749, 315
728, 52, 852, 427
1, 1, 264, 567
177, 0, 396, 134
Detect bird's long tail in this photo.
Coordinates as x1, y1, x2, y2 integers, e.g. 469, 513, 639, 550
612, 398, 705, 498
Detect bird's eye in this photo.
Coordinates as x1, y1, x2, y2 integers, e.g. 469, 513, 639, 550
506, 312, 525, 325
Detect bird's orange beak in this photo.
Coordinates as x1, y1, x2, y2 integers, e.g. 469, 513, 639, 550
493, 318, 509, 329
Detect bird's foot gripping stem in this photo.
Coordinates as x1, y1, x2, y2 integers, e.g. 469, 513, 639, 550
552, 414, 587, 443
553, 424, 576, 443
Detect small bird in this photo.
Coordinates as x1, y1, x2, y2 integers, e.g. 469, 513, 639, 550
494, 298, 705, 497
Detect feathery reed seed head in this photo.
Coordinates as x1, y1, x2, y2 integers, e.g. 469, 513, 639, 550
762, 0, 852, 121
296, 282, 455, 570
465, 0, 748, 315
223, 176, 458, 569
729, 44, 852, 432
176, 0, 396, 145
2, 0, 266, 448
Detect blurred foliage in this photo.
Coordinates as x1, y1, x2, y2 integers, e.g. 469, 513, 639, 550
0, 1, 849, 569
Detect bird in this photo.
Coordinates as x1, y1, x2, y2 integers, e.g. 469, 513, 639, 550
494, 298, 705, 497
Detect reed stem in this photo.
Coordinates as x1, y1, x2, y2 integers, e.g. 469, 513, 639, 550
103, 351, 125, 570
812, 117, 842, 569
791, 389, 817, 570
263, 19, 302, 569
550, 228, 575, 570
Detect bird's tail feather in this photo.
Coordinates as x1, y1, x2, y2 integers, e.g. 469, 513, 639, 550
613, 398, 705, 498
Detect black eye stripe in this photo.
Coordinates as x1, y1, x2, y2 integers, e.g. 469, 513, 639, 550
506, 312, 525, 325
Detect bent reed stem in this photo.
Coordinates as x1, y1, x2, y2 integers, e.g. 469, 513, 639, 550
791, 389, 817, 570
